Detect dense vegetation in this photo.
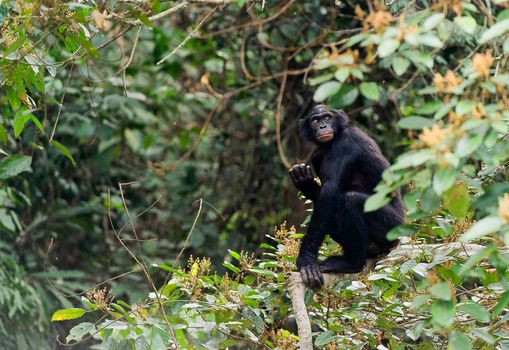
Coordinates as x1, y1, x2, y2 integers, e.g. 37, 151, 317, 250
1, 0, 509, 349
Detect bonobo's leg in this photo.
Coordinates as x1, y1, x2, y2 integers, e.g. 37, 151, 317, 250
297, 231, 325, 290
289, 164, 321, 203
319, 191, 403, 274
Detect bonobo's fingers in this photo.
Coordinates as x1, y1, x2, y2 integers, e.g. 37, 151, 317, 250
305, 165, 313, 179
289, 165, 299, 184
300, 264, 324, 290
297, 164, 308, 181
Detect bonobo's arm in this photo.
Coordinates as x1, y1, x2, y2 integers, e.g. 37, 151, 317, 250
289, 164, 320, 203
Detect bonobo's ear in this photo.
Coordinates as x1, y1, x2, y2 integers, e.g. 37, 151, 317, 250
331, 109, 350, 129
298, 115, 316, 143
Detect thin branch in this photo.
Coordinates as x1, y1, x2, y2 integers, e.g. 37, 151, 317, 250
275, 59, 291, 169
156, 6, 218, 65
49, 63, 74, 143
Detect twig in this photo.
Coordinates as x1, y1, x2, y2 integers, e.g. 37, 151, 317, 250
49, 63, 74, 143
122, 25, 142, 95
157, 6, 218, 65
275, 59, 291, 169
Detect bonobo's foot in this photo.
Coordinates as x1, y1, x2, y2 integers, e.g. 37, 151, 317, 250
319, 256, 364, 274
299, 263, 324, 290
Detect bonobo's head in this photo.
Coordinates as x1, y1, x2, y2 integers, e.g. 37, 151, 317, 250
299, 105, 350, 144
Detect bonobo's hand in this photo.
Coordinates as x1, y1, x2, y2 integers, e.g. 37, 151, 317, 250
296, 255, 324, 290
289, 164, 315, 192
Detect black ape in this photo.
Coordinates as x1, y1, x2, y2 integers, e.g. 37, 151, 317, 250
289, 105, 405, 289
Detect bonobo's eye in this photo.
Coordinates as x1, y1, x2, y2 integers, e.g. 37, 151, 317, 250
324, 115, 331, 121
310, 118, 319, 127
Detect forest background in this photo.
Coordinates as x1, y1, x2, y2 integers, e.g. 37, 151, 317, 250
1, 0, 509, 349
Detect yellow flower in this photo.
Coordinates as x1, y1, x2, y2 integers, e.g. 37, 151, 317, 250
498, 193, 509, 223
418, 125, 450, 147
364, 10, 393, 33
448, 111, 465, 127
434, 70, 463, 93
472, 50, 494, 78
354, 5, 366, 19
433, 0, 462, 15
434, 73, 445, 92
471, 104, 486, 120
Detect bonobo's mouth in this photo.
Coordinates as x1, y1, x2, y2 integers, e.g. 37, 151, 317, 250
317, 133, 334, 142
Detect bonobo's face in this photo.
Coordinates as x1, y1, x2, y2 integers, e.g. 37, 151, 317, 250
308, 106, 335, 143
299, 104, 349, 145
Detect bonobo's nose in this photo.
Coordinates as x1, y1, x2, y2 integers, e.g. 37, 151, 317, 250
319, 124, 326, 129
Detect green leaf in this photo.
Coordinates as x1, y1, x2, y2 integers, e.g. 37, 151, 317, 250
455, 100, 476, 115
459, 216, 504, 242
328, 84, 358, 108
423, 13, 445, 31
386, 225, 418, 240
391, 150, 434, 170
431, 300, 455, 328
29, 115, 45, 133
52, 140, 77, 167
397, 116, 433, 130
454, 16, 477, 34
458, 245, 496, 276
309, 73, 334, 86
359, 82, 380, 100
448, 331, 472, 350
458, 303, 490, 323
419, 34, 443, 48
364, 190, 391, 212
334, 67, 350, 83
493, 290, 509, 316
377, 39, 400, 58
313, 81, 342, 102
223, 261, 240, 274
315, 331, 335, 347
228, 250, 240, 260
480, 19, 509, 44
443, 183, 470, 219
455, 133, 484, 158
0, 124, 6, 144
416, 100, 442, 115
66, 322, 96, 343
13, 110, 27, 137
392, 56, 410, 76
51, 308, 87, 321
0, 155, 32, 180
433, 168, 458, 195
431, 282, 451, 301
403, 50, 434, 69
70, 32, 99, 59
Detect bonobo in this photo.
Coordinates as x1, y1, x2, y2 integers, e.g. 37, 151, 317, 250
289, 105, 404, 289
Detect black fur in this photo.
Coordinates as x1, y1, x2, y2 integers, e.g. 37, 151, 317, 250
289, 105, 405, 289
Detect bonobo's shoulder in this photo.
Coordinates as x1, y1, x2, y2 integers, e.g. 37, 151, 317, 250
345, 126, 382, 152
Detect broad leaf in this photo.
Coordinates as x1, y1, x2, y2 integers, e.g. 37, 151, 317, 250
431, 300, 455, 328
448, 331, 472, 350
0, 155, 32, 179
359, 82, 380, 100
313, 81, 342, 102
378, 39, 400, 58
397, 116, 433, 130
459, 216, 504, 242
51, 308, 87, 321
480, 19, 509, 43
443, 183, 469, 219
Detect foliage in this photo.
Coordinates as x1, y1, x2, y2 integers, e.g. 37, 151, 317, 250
1, 0, 509, 349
